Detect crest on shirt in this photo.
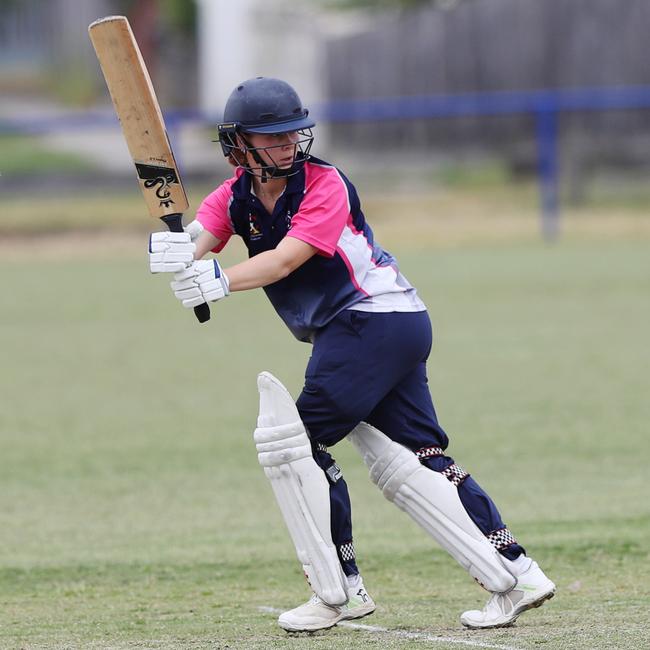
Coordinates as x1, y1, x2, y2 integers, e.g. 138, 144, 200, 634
249, 213, 262, 240
286, 209, 293, 230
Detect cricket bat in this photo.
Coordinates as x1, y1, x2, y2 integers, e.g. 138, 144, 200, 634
88, 15, 210, 323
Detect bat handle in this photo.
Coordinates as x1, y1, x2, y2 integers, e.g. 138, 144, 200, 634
160, 213, 211, 323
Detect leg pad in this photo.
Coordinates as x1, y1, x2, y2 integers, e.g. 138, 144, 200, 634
349, 422, 516, 593
254, 372, 347, 606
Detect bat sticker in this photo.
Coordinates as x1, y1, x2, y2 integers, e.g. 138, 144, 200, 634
135, 163, 180, 208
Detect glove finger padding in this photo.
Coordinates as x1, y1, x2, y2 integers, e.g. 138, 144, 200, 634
170, 259, 229, 309
149, 231, 196, 273
151, 248, 196, 273
170, 272, 199, 291
177, 287, 206, 309
200, 278, 228, 302
149, 242, 195, 255
151, 232, 192, 244
151, 262, 187, 273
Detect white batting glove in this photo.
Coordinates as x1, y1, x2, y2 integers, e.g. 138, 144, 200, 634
183, 219, 204, 242
148, 220, 204, 273
149, 232, 195, 273
171, 259, 230, 309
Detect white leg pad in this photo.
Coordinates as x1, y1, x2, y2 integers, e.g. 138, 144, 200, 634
348, 423, 516, 593
254, 371, 347, 606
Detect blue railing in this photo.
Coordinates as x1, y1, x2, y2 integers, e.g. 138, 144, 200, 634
317, 86, 650, 241
318, 86, 650, 120
3, 86, 650, 240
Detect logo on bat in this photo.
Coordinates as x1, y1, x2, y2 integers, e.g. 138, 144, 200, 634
135, 163, 180, 208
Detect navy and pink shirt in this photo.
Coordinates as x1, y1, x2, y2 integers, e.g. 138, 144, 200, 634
196, 156, 425, 342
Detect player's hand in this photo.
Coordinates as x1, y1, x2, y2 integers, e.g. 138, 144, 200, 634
171, 259, 230, 309
149, 220, 205, 272
149, 231, 196, 273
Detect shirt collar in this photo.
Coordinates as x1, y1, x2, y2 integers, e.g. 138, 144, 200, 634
231, 161, 307, 202
284, 164, 305, 195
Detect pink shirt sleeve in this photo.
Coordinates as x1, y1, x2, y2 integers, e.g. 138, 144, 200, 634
286, 167, 350, 258
195, 173, 240, 253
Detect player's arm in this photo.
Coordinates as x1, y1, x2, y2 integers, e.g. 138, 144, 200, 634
225, 237, 317, 291
165, 226, 316, 292
219, 167, 347, 290
169, 236, 317, 310
194, 228, 222, 260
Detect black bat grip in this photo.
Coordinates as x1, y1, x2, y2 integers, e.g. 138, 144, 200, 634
160, 213, 211, 323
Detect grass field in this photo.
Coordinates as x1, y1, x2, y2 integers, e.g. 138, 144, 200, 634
0, 134, 95, 177
1, 190, 649, 649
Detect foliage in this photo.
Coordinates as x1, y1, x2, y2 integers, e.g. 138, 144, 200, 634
115, 0, 196, 33
160, 0, 197, 34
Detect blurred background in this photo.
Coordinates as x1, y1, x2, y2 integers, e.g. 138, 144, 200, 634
2, 3, 650, 647
2, 0, 650, 242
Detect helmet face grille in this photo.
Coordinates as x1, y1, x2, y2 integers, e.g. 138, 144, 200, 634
217, 127, 314, 180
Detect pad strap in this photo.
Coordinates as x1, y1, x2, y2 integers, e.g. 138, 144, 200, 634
487, 527, 518, 551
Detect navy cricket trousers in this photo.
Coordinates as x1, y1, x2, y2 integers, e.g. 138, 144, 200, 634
296, 309, 525, 576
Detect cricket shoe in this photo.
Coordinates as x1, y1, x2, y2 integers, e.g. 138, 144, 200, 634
278, 578, 376, 632
460, 559, 555, 629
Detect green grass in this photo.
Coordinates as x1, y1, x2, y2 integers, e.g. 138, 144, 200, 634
0, 134, 95, 176
1, 184, 217, 236
1, 232, 649, 649
4, 179, 650, 242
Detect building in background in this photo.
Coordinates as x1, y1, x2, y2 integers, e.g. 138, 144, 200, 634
0, 0, 363, 115
195, 0, 321, 117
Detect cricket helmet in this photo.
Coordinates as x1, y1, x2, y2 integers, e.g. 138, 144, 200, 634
216, 77, 314, 179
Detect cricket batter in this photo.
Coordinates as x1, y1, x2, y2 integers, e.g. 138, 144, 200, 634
148, 77, 555, 632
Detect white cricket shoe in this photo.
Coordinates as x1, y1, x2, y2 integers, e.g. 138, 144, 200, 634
460, 559, 555, 629
278, 577, 376, 632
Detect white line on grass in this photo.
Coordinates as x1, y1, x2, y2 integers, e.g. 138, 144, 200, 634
258, 606, 524, 650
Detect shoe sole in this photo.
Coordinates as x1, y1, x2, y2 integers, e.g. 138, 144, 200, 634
280, 605, 376, 633
462, 588, 555, 630
339, 604, 376, 625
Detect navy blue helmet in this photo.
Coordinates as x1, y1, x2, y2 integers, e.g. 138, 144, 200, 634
216, 77, 314, 179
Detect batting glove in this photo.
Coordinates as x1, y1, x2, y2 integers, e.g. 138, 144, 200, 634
148, 220, 204, 273
171, 259, 230, 309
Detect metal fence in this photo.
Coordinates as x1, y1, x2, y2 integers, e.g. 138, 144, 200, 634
4, 85, 649, 241
325, 0, 650, 154
318, 86, 650, 240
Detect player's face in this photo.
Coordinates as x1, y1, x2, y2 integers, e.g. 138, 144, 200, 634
245, 131, 300, 169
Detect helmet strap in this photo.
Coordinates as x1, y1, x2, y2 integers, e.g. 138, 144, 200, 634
240, 133, 272, 183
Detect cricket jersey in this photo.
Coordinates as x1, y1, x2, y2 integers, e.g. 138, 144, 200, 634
195, 156, 425, 341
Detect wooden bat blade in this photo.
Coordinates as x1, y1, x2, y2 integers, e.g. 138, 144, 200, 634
89, 16, 209, 324
88, 15, 189, 219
